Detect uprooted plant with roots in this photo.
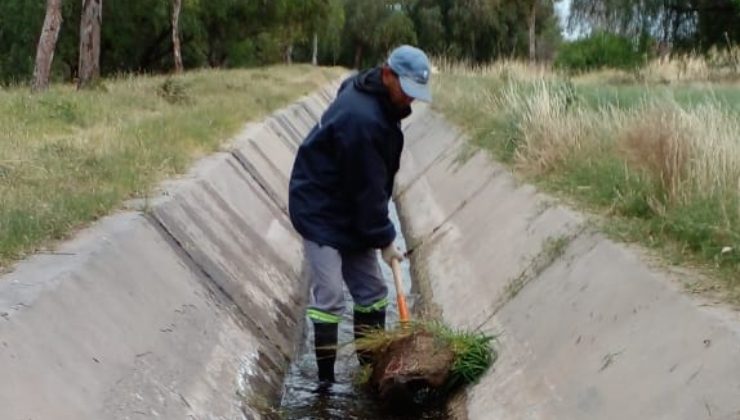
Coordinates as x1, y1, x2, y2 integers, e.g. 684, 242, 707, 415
352, 320, 497, 413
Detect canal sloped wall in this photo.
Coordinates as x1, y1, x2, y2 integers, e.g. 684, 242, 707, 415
394, 104, 740, 420
0, 81, 341, 420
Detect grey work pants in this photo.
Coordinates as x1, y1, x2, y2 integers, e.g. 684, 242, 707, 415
304, 239, 388, 324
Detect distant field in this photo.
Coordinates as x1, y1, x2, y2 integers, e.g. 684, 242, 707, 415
433, 62, 740, 303
0, 65, 345, 268
575, 84, 740, 111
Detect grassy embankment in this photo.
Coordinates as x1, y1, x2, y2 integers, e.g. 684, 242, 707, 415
433, 59, 740, 303
0, 65, 345, 269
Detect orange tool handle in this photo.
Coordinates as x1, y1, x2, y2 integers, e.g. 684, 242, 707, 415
391, 258, 410, 323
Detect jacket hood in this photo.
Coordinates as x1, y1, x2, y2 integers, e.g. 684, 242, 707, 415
353, 68, 412, 121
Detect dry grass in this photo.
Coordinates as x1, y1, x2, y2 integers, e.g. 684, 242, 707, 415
0, 65, 345, 268
498, 80, 605, 173
619, 110, 690, 205
499, 81, 740, 204
643, 47, 740, 83
433, 56, 555, 82
575, 46, 740, 85
619, 104, 740, 206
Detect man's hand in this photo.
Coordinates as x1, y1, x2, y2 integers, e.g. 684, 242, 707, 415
381, 243, 404, 267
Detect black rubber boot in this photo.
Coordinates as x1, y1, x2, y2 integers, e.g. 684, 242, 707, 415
313, 322, 338, 383
354, 309, 386, 366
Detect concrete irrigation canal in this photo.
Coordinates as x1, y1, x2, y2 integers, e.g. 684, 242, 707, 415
1, 77, 740, 419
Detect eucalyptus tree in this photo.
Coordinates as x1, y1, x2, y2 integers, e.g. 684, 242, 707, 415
77, 0, 102, 89
32, 0, 64, 91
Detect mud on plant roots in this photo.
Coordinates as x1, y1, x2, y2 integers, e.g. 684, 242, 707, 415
354, 322, 497, 412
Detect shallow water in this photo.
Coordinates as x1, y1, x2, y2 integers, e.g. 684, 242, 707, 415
278, 203, 449, 419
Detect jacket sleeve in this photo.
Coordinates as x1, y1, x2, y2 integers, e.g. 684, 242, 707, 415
336, 114, 396, 249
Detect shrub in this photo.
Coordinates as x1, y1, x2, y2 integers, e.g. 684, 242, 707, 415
555, 32, 646, 73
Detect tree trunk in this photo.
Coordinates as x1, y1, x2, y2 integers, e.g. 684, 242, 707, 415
528, 1, 537, 64
171, 0, 183, 73
285, 43, 293, 65
32, 0, 64, 92
78, 0, 102, 89
312, 32, 318, 66
354, 43, 363, 69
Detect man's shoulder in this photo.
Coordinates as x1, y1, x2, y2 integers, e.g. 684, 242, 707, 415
330, 90, 382, 127
336, 82, 377, 107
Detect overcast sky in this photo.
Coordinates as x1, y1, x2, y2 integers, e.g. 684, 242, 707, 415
555, 0, 572, 37
556, 0, 589, 40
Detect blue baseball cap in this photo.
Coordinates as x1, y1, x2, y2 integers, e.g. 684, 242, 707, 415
387, 45, 432, 103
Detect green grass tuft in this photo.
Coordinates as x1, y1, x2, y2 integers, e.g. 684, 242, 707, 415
426, 322, 497, 386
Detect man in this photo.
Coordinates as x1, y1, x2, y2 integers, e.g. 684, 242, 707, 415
288, 45, 432, 383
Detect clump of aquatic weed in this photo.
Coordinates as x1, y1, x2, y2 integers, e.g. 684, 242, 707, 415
426, 321, 497, 387
354, 320, 497, 390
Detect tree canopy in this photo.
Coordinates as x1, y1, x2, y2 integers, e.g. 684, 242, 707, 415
1, 0, 565, 84
569, 0, 740, 51
1, 0, 738, 85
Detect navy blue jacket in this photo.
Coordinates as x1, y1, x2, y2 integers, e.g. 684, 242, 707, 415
288, 68, 411, 252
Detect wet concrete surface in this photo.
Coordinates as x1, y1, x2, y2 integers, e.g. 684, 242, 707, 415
279, 204, 449, 419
